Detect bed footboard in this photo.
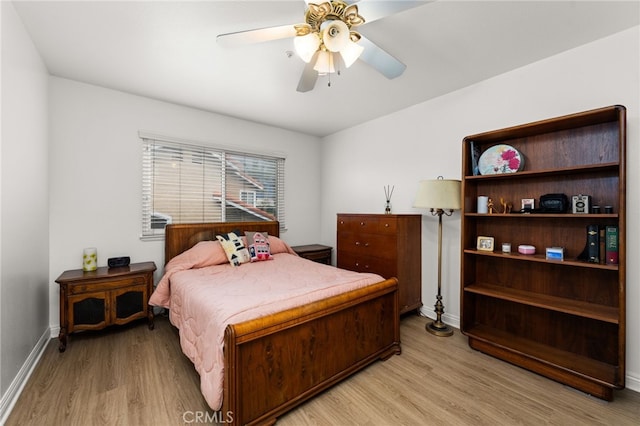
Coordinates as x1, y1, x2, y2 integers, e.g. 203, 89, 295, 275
223, 277, 401, 425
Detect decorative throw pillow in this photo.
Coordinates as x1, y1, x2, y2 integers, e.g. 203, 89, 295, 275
245, 231, 273, 262
216, 232, 251, 266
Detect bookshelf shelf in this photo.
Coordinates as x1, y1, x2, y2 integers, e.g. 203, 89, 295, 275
465, 162, 619, 181
464, 283, 619, 323
465, 325, 620, 394
463, 249, 619, 270
460, 105, 626, 401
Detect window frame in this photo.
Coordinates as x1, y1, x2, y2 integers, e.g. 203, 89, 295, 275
140, 132, 285, 240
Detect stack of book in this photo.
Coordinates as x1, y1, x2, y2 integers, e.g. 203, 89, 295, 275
583, 224, 618, 264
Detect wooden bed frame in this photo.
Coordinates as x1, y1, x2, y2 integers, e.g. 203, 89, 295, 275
164, 221, 401, 425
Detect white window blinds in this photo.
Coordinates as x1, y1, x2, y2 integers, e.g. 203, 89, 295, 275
141, 136, 285, 239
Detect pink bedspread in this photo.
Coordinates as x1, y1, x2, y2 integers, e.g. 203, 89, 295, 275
149, 238, 384, 410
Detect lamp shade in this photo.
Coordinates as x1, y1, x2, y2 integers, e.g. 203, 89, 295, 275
294, 32, 321, 63
313, 50, 335, 74
340, 39, 364, 68
414, 178, 462, 210
321, 20, 350, 53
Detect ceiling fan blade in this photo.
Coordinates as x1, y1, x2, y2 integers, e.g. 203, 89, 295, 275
357, 36, 406, 79
217, 24, 297, 47
355, 0, 432, 24
297, 51, 320, 92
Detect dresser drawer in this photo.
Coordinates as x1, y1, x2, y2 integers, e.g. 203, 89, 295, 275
337, 215, 397, 235
68, 276, 147, 295
337, 233, 396, 259
291, 244, 332, 265
336, 252, 397, 278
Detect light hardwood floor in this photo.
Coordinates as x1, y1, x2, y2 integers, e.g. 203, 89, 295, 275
6, 314, 640, 425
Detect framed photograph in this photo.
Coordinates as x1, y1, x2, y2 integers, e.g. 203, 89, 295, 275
521, 198, 535, 211
477, 236, 495, 252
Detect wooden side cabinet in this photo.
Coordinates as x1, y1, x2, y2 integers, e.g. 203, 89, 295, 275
337, 214, 422, 315
460, 105, 626, 400
56, 261, 157, 352
291, 244, 333, 265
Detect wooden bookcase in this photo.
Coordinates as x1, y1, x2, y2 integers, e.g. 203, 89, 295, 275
460, 105, 626, 400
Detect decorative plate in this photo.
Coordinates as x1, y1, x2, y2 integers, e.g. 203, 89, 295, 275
478, 144, 524, 175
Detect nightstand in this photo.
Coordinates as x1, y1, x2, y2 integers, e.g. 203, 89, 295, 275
55, 261, 156, 352
291, 244, 333, 265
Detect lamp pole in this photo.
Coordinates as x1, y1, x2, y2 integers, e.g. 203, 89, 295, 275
426, 207, 454, 337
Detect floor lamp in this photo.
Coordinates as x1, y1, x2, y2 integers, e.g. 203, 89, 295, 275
414, 176, 461, 337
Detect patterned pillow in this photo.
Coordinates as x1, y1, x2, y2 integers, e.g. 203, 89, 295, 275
245, 231, 273, 262
216, 232, 251, 266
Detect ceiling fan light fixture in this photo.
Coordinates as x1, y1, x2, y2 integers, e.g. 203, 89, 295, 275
294, 32, 321, 63
340, 39, 364, 68
313, 50, 335, 75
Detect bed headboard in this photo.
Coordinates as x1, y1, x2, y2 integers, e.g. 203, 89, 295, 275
164, 221, 280, 265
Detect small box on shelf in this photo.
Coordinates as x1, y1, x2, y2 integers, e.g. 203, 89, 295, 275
545, 247, 565, 261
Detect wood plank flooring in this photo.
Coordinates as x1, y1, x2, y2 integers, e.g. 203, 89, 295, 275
5, 314, 640, 425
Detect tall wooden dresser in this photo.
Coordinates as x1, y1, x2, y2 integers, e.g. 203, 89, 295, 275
337, 213, 422, 315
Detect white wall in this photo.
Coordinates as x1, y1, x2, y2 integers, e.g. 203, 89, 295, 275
0, 0, 50, 410
320, 26, 640, 392
48, 77, 322, 328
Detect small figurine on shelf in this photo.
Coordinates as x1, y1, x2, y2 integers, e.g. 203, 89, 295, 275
384, 185, 394, 214
499, 197, 513, 214
487, 198, 494, 214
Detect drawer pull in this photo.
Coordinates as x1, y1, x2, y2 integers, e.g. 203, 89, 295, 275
384, 223, 390, 227
360, 222, 365, 226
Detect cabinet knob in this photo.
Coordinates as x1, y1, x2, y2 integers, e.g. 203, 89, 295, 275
360, 222, 365, 226
384, 223, 389, 227
355, 241, 360, 246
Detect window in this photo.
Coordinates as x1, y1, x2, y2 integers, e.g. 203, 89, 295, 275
239, 190, 257, 206
141, 135, 285, 239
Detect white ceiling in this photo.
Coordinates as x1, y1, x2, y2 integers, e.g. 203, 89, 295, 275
12, 0, 640, 137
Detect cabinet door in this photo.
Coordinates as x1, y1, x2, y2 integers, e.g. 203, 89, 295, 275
68, 291, 108, 332
111, 284, 148, 325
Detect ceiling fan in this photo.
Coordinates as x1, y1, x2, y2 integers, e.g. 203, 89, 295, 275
217, 0, 428, 92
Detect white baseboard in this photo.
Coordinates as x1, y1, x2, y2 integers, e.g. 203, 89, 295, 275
625, 371, 640, 393
0, 327, 51, 425
50, 325, 60, 339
